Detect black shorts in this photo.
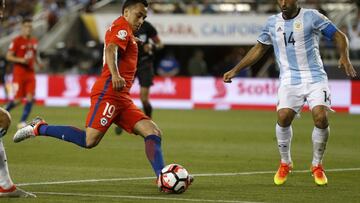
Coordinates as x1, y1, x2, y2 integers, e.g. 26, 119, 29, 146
136, 60, 154, 88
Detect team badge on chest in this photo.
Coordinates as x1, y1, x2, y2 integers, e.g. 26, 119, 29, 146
100, 117, 108, 126
294, 21, 302, 31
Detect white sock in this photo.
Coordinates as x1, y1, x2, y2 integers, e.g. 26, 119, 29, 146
276, 124, 293, 164
312, 126, 330, 166
0, 139, 14, 190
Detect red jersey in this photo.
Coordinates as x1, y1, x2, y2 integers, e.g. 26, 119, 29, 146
91, 16, 138, 99
8, 35, 38, 76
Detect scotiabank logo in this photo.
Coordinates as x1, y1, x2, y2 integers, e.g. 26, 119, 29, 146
48, 75, 97, 97
131, 77, 191, 99
237, 80, 278, 95
137, 78, 177, 95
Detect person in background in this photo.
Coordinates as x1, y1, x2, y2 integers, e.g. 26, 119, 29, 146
202, 0, 216, 14
157, 51, 180, 77
5, 18, 43, 129
187, 49, 207, 76
135, 20, 163, 117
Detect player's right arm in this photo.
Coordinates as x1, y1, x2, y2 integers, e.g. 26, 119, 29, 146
6, 40, 28, 65
223, 42, 270, 83
6, 51, 28, 65
105, 43, 126, 91
224, 16, 273, 83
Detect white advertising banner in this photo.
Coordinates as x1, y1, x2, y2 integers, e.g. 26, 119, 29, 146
328, 80, 351, 107
192, 77, 279, 105
93, 14, 268, 45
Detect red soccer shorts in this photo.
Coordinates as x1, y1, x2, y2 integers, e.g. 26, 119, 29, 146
86, 93, 149, 133
12, 74, 36, 99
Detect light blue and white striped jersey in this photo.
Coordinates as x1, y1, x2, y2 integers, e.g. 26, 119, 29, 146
257, 8, 337, 85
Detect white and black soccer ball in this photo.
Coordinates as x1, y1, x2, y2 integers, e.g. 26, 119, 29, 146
157, 164, 190, 194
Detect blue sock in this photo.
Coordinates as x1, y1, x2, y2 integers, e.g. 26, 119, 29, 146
39, 125, 87, 148
5, 101, 15, 111
20, 101, 33, 122
144, 135, 165, 177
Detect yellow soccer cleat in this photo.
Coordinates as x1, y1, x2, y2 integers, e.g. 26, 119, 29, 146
311, 164, 328, 186
274, 162, 293, 185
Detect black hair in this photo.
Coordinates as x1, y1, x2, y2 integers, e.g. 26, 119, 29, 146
122, 0, 148, 14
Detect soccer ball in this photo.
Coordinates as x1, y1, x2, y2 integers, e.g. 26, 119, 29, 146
157, 164, 190, 194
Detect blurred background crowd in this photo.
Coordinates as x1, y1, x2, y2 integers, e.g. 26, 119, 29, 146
0, 0, 359, 79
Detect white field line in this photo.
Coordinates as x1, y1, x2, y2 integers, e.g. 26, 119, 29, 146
17, 167, 360, 187
33, 191, 262, 203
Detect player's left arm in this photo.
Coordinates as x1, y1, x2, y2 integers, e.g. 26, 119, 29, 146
312, 10, 357, 78
333, 30, 357, 78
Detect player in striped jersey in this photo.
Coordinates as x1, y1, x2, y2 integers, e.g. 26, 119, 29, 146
223, 0, 357, 186
0, 0, 35, 198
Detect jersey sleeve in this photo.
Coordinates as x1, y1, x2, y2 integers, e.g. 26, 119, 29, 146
106, 24, 130, 53
257, 17, 273, 45
311, 10, 337, 40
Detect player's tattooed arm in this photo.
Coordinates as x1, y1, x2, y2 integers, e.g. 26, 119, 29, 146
333, 30, 357, 78
223, 42, 270, 83
105, 43, 126, 91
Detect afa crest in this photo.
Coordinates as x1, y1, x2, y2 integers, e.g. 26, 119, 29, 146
294, 22, 302, 31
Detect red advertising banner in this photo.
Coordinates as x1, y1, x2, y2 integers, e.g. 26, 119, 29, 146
47, 75, 191, 100
48, 75, 97, 98
351, 81, 360, 105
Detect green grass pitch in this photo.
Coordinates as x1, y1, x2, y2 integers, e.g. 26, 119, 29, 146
1, 106, 360, 202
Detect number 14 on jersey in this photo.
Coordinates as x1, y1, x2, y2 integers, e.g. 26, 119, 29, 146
283, 32, 296, 46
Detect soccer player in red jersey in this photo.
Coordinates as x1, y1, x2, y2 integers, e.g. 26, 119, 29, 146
5, 18, 42, 129
14, 0, 191, 187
